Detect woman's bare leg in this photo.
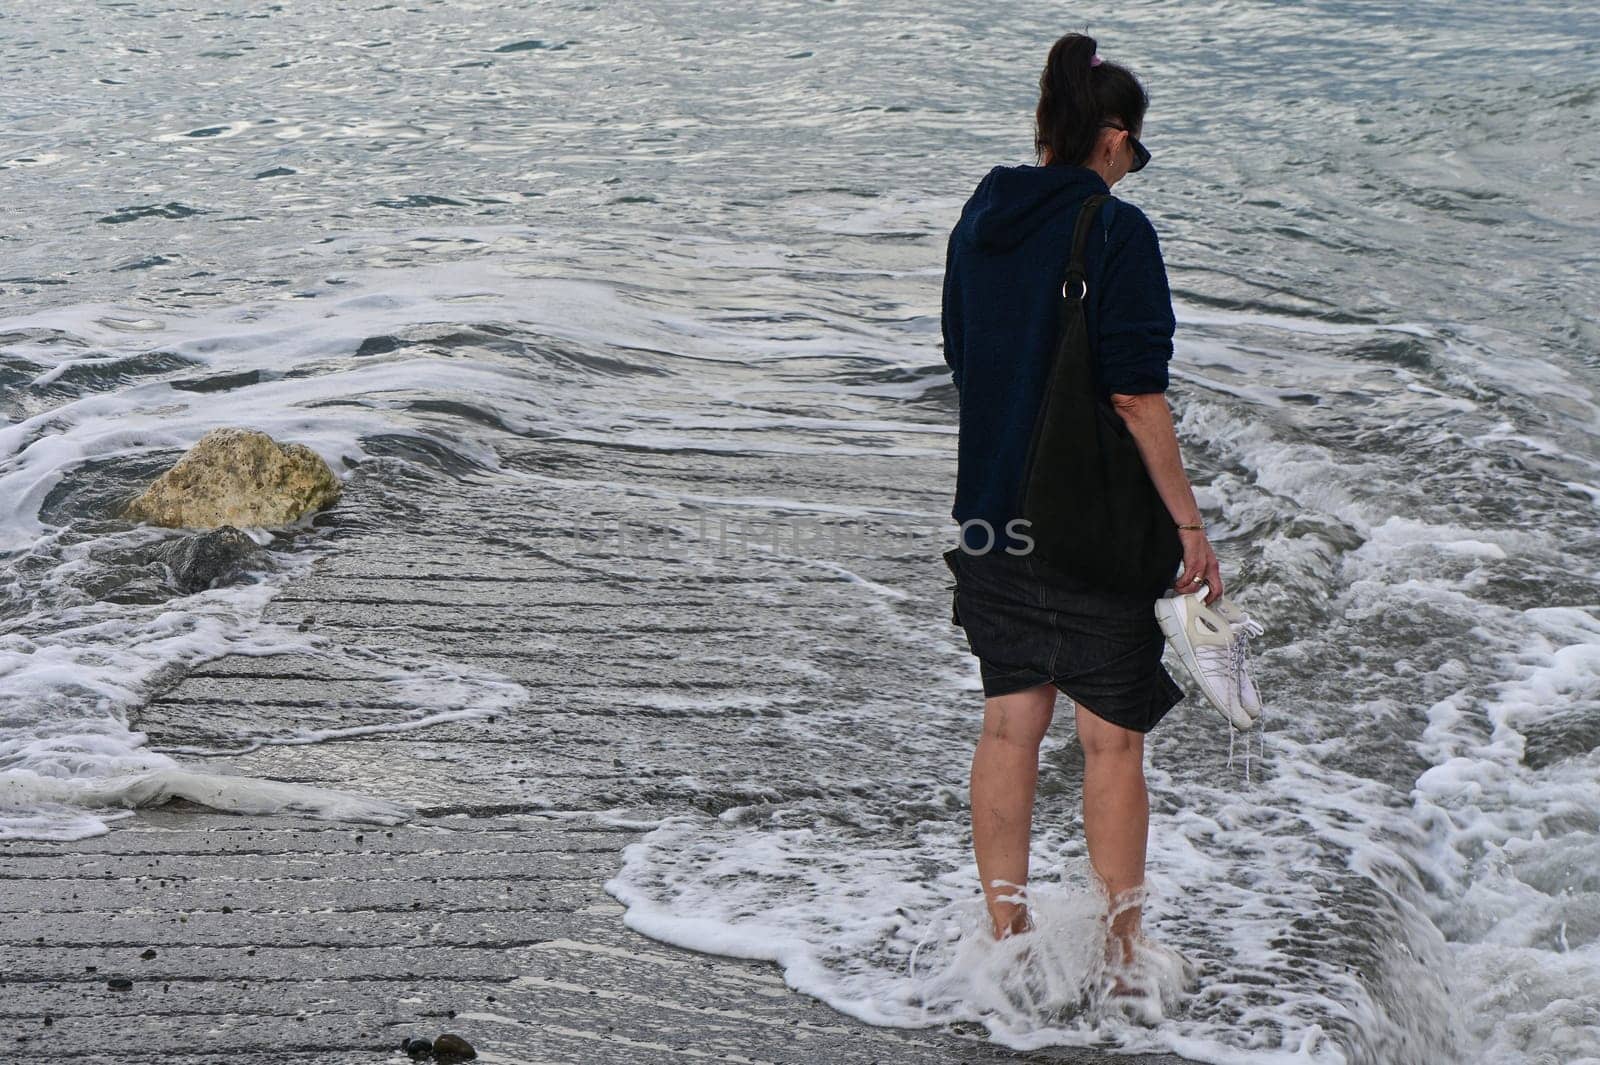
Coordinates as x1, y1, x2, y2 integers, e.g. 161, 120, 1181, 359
970, 682, 1056, 939
1075, 701, 1148, 964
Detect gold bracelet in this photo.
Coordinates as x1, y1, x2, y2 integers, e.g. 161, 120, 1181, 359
1177, 521, 1205, 530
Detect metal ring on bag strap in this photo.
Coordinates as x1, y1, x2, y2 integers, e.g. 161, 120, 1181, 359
1059, 192, 1108, 303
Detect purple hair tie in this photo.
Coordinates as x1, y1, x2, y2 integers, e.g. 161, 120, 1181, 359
1090, 53, 1103, 67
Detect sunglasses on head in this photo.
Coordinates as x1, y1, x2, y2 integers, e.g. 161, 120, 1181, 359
1099, 121, 1150, 172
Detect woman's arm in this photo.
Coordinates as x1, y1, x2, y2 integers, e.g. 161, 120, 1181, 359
1111, 391, 1222, 601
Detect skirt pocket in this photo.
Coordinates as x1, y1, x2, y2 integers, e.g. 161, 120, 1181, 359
941, 547, 963, 626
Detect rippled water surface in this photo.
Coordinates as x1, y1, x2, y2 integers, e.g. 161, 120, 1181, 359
2, 2, 1597, 1063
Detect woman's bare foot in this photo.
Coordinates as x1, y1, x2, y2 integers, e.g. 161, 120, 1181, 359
1104, 931, 1199, 1003
1104, 930, 1145, 996
1107, 966, 1150, 997
1106, 928, 1137, 963
991, 905, 1036, 941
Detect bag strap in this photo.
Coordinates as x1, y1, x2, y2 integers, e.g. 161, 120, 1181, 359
1061, 192, 1111, 303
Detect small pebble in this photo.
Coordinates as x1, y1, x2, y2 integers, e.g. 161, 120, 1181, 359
401, 1035, 432, 1057
140, 948, 157, 960
107, 978, 133, 992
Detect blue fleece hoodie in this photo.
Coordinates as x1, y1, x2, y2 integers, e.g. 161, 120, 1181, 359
941, 163, 1176, 540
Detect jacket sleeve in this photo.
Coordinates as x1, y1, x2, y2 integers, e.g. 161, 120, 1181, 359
940, 227, 964, 390
1097, 204, 1175, 395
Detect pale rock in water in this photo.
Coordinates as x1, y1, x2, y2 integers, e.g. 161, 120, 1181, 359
123, 427, 341, 529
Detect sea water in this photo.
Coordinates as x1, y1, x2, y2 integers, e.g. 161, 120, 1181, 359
2, 1, 1596, 1062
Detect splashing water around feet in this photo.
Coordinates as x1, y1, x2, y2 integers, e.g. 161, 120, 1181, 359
907, 861, 1198, 1044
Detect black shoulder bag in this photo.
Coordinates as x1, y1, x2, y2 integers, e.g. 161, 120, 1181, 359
1015, 193, 1182, 600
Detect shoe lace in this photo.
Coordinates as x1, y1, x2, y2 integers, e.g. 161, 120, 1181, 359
1196, 638, 1234, 676
1229, 616, 1264, 688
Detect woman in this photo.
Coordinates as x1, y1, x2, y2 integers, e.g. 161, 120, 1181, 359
939, 32, 1224, 967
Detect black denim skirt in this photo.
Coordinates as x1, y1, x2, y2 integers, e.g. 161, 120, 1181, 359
941, 545, 1185, 733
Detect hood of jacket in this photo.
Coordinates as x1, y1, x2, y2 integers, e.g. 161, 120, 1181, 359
960, 163, 1110, 253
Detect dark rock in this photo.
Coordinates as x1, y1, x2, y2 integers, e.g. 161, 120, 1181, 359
433, 1033, 476, 1061
356, 335, 400, 357
154, 526, 266, 592
139, 948, 157, 960
106, 978, 133, 991
400, 1035, 432, 1057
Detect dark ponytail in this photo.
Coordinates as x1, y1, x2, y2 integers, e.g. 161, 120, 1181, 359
1034, 32, 1149, 168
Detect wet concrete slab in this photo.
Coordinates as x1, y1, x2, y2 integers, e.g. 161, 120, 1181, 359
3, 810, 1193, 1064
1, 456, 1198, 1063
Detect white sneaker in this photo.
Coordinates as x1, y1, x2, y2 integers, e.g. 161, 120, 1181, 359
1154, 584, 1251, 731
1211, 596, 1265, 720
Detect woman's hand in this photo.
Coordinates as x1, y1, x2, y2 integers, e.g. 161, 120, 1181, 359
1174, 527, 1222, 604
